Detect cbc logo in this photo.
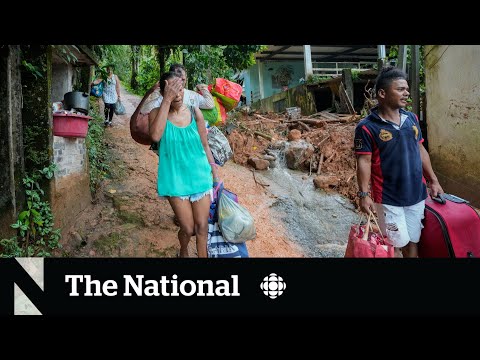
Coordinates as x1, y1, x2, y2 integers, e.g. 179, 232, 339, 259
260, 273, 286, 299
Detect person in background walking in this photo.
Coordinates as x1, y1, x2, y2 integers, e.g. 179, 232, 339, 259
92, 64, 121, 127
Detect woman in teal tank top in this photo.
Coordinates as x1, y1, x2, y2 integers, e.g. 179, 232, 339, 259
149, 71, 221, 258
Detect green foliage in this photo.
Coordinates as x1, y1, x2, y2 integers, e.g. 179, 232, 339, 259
223, 45, 267, 71
306, 74, 332, 84
351, 69, 360, 81
135, 50, 160, 95
21, 60, 44, 79
52, 45, 78, 64
388, 45, 425, 95
23, 125, 50, 167
93, 44, 265, 94
183, 45, 231, 86
180, 45, 264, 88
86, 99, 111, 194
0, 163, 61, 257
93, 45, 132, 81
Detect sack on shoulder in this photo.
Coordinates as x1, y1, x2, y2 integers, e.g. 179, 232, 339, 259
130, 112, 152, 145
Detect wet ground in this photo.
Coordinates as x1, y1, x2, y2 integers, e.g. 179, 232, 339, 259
256, 150, 357, 257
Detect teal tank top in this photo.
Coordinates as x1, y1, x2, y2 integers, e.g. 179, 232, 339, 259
157, 109, 213, 196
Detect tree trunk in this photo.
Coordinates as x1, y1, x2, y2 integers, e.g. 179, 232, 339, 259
157, 46, 167, 76
130, 45, 140, 90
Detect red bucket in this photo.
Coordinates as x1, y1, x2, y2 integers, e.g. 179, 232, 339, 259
53, 113, 91, 138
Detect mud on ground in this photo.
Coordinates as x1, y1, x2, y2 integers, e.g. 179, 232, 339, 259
60, 90, 304, 258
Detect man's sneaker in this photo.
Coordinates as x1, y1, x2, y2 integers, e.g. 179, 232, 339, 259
104, 121, 109, 127
108, 121, 113, 127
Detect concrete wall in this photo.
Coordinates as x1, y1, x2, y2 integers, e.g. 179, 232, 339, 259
0, 45, 93, 241
251, 84, 317, 116
51, 63, 73, 102
246, 61, 306, 105
261, 60, 305, 98
51, 171, 91, 239
51, 135, 91, 237
425, 45, 480, 206
0, 46, 25, 238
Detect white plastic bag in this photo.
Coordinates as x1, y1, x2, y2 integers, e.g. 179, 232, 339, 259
218, 192, 256, 243
207, 126, 233, 166
114, 100, 126, 115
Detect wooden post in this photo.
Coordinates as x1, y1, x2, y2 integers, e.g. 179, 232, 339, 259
342, 68, 354, 110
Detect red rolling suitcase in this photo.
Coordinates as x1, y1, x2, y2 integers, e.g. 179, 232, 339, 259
418, 193, 480, 258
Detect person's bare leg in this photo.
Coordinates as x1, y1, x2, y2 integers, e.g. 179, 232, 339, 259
167, 197, 195, 257
402, 242, 418, 258
191, 194, 211, 258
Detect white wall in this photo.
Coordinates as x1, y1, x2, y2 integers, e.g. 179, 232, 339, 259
51, 63, 73, 102
425, 45, 480, 206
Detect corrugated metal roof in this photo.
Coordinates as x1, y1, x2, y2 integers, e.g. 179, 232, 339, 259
255, 45, 387, 63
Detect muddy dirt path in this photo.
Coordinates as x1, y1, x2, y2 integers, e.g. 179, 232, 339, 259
61, 86, 304, 258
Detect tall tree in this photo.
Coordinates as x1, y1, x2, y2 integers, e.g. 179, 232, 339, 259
180, 45, 266, 88
130, 45, 140, 90
156, 45, 180, 75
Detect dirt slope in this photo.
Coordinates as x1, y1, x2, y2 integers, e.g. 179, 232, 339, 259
61, 87, 304, 258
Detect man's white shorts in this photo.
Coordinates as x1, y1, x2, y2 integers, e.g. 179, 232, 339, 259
374, 200, 426, 248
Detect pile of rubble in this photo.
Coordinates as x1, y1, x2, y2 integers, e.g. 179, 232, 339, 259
224, 108, 362, 206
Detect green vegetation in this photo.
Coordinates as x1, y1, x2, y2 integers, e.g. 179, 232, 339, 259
306, 74, 333, 84
388, 45, 425, 95
92, 45, 132, 82
351, 69, 360, 81
92, 45, 266, 96
0, 164, 61, 257
86, 98, 111, 195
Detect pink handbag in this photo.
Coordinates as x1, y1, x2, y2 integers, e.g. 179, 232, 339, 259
344, 211, 394, 258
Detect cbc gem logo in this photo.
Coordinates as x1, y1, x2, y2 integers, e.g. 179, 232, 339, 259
260, 273, 286, 299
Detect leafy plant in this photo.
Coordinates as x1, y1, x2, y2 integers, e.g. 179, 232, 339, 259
0, 163, 62, 257
21, 60, 44, 79
306, 74, 333, 84
86, 98, 111, 194
351, 69, 360, 81
93, 45, 132, 81
135, 51, 161, 95
52, 45, 78, 64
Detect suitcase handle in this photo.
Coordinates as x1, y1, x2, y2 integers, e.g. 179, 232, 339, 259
431, 193, 446, 204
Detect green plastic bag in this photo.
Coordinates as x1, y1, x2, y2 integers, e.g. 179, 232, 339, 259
211, 90, 238, 112
200, 98, 220, 126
